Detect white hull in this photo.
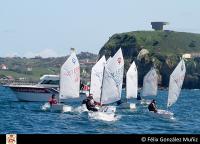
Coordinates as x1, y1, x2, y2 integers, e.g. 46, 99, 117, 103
10, 86, 86, 102
15, 92, 86, 102
98, 106, 116, 113
117, 102, 136, 110
15, 91, 54, 102
41, 103, 72, 112
150, 109, 174, 119
51, 104, 72, 112
88, 106, 117, 121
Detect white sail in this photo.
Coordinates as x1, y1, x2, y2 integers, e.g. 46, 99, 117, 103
90, 56, 106, 103
59, 52, 80, 99
142, 67, 158, 97
101, 48, 124, 104
106, 56, 112, 64
167, 59, 186, 107
126, 61, 138, 99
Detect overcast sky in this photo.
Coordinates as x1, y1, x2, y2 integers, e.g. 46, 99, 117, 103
0, 0, 200, 58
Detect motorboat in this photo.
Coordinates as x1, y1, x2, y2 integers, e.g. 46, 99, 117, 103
6, 75, 59, 102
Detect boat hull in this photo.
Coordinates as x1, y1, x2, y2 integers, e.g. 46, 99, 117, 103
117, 102, 136, 110
15, 92, 53, 102
9, 86, 87, 102
9, 87, 56, 102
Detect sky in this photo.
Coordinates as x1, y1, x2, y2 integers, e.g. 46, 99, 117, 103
0, 0, 200, 58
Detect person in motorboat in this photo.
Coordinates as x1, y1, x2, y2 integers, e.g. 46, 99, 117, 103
49, 94, 58, 106
83, 94, 99, 112
137, 92, 142, 100
148, 99, 158, 113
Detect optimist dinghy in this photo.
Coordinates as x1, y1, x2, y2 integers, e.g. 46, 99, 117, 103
88, 48, 124, 121
141, 67, 158, 106
118, 61, 137, 110
42, 50, 80, 112
152, 59, 186, 118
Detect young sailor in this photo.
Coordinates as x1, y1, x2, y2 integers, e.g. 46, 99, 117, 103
82, 94, 99, 112
49, 94, 58, 106
137, 92, 142, 100
116, 100, 123, 106
148, 99, 158, 113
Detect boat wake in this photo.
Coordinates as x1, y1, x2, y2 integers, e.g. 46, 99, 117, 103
62, 105, 73, 112
88, 111, 120, 122
41, 103, 72, 113
73, 104, 88, 113
41, 102, 50, 111
140, 99, 151, 106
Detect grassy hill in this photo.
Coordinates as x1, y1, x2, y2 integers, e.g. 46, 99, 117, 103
99, 30, 200, 89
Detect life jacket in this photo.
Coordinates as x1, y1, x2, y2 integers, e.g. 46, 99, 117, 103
85, 99, 95, 109
49, 98, 57, 105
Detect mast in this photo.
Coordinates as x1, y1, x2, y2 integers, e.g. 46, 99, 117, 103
99, 63, 106, 105
58, 69, 61, 103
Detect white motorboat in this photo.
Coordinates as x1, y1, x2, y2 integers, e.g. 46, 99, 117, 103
6, 75, 60, 102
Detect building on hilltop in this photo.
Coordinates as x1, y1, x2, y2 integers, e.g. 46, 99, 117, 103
151, 22, 169, 31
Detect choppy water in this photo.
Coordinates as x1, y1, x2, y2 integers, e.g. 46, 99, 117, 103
0, 86, 199, 134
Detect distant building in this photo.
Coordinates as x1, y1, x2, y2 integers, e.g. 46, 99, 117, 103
1, 64, 8, 70
191, 53, 200, 58
27, 67, 32, 71
151, 22, 169, 31
182, 53, 200, 58
182, 53, 191, 59
70, 48, 76, 53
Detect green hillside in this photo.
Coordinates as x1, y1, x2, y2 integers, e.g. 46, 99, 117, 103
0, 52, 97, 83
99, 30, 200, 89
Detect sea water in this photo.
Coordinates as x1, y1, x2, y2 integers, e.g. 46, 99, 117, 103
0, 86, 199, 134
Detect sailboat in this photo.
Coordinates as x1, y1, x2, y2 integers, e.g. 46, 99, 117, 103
155, 59, 186, 118
43, 50, 80, 112
141, 67, 158, 105
88, 48, 124, 121
100, 48, 124, 106
117, 61, 137, 109
90, 56, 106, 104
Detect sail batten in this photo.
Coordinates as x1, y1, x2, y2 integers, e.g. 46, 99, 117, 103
59, 52, 80, 99
126, 61, 138, 99
167, 59, 186, 107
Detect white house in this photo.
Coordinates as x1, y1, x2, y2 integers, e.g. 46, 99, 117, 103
1, 64, 8, 70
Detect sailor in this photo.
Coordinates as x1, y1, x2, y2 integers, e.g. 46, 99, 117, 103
82, 98, 88, 105
82, 94, 91, 104
148, 99, 158, 113
84, 94, 99, 112
116, 100, 123, 106
80, 81, 84, 90
137, 92, 142, 100
49, 94, 58, 106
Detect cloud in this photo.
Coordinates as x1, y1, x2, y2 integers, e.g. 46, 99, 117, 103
24, 48, 59, 58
